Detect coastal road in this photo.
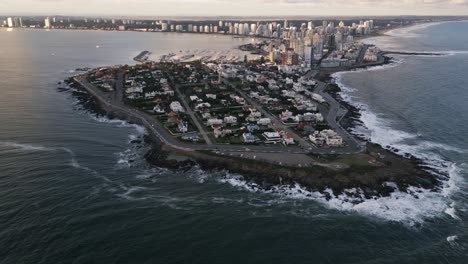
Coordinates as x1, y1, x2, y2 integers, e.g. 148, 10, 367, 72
312, 77, 365, 154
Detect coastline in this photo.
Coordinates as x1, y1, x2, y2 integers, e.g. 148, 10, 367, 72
324, 21, 461, 199
60, 19, 464, 202
66, 59, 442, 200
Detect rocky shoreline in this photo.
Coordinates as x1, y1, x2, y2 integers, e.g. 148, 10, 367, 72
64, 62, 444, 200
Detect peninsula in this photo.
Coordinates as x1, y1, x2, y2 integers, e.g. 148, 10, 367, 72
66, 18, 446, 198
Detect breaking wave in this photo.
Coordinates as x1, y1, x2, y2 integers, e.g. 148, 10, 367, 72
218, 172, 463, 227
319, 65, 467, 225
90, 115, 147, 135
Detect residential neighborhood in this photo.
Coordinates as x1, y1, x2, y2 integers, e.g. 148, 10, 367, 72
86, 59, 346, 149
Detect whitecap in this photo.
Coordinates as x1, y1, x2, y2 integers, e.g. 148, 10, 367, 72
447, 235, 458, 243
218, 174, 454, 227
90, 114, 147, 135
0, 141, 53, 152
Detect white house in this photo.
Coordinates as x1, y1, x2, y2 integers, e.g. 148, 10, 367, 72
312, 93, 325, 103
257, 118, 271, 126
242, 133, 256, 143
153, 105, 166, 114
170, 101, 184, 112
207, 118, 223, 126
224, 116, 238, 125
206, 93, 217, 100
145, 91, 157, 99
177, 121, 188, 133
263, 132, 282, 143
282, 133, 295, 145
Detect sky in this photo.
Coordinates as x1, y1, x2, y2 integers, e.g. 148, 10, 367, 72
2, 0, 468, 17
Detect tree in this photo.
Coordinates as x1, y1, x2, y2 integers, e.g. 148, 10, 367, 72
260, 56, 265, 64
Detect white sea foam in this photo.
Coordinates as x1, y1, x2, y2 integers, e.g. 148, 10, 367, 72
0, 141, 115, 184
90, 115, 147, 135
322, 59, 468, 225
188, 166, 211, 183
0, 141, 53, 151
218, 174, 458, 226
135, 168, 168, 180
115, 148, 137, 168
216, 56, 467, 225
447, 235, 458, 243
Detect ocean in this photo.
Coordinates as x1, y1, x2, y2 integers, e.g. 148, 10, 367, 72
0, 25, 466, 263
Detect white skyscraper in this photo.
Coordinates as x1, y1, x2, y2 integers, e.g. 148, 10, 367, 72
44, 17, 51, 29
250, 24, 257, 34
7, 17, 13, 28
304, 45, 314, 67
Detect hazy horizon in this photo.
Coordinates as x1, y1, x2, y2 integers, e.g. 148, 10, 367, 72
2, 0, 468, 17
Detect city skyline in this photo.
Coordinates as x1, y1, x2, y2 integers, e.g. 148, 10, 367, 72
2, 0, 468, 17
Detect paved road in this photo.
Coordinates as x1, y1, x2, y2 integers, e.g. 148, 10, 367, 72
173, 84, 213, 145
309, 75, 365, 154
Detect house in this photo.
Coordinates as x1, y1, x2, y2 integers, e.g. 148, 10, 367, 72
262, 132, 282, 143
214, 128, 233, 138
282, 90, 296, 98
125, 86, 143, 94
292, 83, 305, 92
257, 118, 271, 126
250, 92, 260, 99
145, 91, 157, 99
311, 93, 325, 103
206, 93, 217, 100
194, 102, 211, 111
170, 101, 184, 112
314, 113, 324, 122
246, 124, 259, 133
280, 110, 293, 121
246, 75, 256, 82
321, 129, 343, 146
153, 105, 166, 114
201, 112, 212, 120
223, 116, 238, 125
242, 133, 257, 143
177, 121, 188, 133
309, 132, 326, 146
189, 95, 199, 102
233, 96, 246, 105
282, 133, 295, 145
207, 118, 223, 126
309, 130, 343, 147
246, 111, 262, 122
301, 112, 316, 122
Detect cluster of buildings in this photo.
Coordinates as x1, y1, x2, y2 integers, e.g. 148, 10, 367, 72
86, 67, 119, 92
264, 20, 375, 67
3, 17, 22, 28
363, 46, 382, 62
309, 129, 343, 147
